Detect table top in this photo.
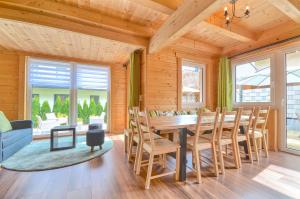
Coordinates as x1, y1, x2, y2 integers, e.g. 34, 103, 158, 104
150, 115, 250, 130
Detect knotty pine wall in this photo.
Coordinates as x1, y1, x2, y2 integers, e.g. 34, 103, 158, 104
0, 50, 126, 134
142, 47, 219, 111
0, 51, 20, 120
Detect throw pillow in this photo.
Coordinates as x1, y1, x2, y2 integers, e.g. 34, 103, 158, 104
0, 111, 12, 132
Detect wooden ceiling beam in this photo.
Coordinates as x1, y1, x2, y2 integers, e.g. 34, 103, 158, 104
222, 21, 300, 56
268, 0, 300, 23
0, 0, 154, 37
0, 4, 148, 47
149, 0, 228, 53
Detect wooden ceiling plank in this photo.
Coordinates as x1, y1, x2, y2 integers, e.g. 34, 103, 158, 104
268, 0, 300, 23
149, 0, 228, 53
128, 0, 174, 15
0, 0, 154, 37
0, 5, 148, 47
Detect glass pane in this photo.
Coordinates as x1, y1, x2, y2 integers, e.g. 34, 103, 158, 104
286, 51, 300, 151
235, 58, 271, 103
29, 59, 71, 136
182, 61, 204, 109
76, 65, 109, 131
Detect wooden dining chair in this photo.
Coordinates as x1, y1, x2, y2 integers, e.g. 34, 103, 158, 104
249, 106, 271, 161
235, 107, 255, 167
216, 107, 242, 173
127, 107, 140, 162
187, 108, 220, 183
136, 110, 180, 189
124, 107, 133, 154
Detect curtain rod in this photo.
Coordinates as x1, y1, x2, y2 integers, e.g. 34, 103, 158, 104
229, 34, 300, 59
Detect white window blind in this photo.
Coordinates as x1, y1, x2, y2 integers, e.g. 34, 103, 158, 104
29, 59, 71, 88
77, 64, 108, 90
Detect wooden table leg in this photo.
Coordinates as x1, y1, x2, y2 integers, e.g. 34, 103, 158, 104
179, 128, 187, 182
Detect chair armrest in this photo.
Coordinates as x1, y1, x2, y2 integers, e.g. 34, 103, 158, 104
10, 120, 32, 130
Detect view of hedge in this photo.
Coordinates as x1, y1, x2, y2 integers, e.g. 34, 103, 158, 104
32, 96, 107, 127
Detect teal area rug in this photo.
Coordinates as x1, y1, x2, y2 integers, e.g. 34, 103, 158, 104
1, 136, 113, 171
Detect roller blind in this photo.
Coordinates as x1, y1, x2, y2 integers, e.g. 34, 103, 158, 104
77, 64, 109, 90
29, 59, 71, 88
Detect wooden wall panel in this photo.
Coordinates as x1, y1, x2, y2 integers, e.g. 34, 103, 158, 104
110, 64, 127, 133
0, 51, 19, 120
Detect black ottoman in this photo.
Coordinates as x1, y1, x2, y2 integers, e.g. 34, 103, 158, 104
86, 129, 105, 152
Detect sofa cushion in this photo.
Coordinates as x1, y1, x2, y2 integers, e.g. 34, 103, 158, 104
2, 135, 32, 161
1, 128, 32, 148
0, 111, 12, 132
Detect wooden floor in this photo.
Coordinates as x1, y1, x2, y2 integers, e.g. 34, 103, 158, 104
1, 135, 300, 199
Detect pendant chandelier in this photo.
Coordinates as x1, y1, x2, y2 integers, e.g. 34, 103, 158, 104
224, 0, 250, 27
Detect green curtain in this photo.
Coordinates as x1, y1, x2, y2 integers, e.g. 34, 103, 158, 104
128, 50, 142, 108
217, 56, 233, 111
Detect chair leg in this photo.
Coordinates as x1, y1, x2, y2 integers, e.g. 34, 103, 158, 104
124, 134, 128, 153
231, 141, 239, 169
136, 142, 143, 175
175, 148, 180, 181
127, 134, 134, 161
145, 153, 154, 189
91, 146, 94, 152
192, 149, 195, 169
212, 143, 219, 176
133, 141, 140, 172
262, 132, 269, 158
194, 148, 202, 183
218, 144, 225, 175
235, 141, 242, 168
246, 135, 253, 164
253, 138, 260, 162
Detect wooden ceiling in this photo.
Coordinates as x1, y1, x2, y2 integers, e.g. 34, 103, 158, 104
0, 0, 299, 63
0, 19, 138, 64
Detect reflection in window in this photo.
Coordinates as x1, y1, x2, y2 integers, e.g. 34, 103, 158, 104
182, 60, 204, 109
235, 58, 271, 103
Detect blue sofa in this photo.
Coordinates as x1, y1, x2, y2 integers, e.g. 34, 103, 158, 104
0, 120, 32, 162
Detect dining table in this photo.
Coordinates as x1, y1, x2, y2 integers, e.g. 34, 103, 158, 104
150, 114, 250, 182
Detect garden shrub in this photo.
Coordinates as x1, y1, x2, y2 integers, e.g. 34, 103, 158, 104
40, 100, 51, 120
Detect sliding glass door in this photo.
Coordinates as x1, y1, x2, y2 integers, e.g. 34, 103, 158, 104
285, 51, 300, 151
76, 64, 109, 131
27, 58, 109, 136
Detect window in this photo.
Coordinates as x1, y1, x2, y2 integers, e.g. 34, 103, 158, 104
181, 60, 205, 109
234, 57, 271, 103
27, 58, 110, 136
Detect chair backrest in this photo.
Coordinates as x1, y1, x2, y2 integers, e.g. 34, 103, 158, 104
241, 107, 255, 135
128, 106, 139, 135
137, 109, 155, 146
253, 106, 271, 131
193, 107, 220, 145
218, 107, 242, 139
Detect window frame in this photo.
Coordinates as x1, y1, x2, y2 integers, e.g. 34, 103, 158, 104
231, 54, 275, 106
26, 57, 111, 134
180, 58, 206, 110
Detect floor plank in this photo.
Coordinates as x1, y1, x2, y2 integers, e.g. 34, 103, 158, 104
0, 135, 300, 199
